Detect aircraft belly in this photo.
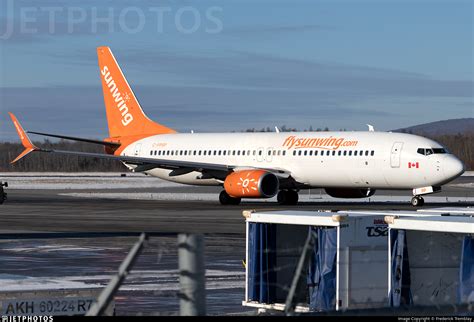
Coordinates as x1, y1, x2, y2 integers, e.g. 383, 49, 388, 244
293, 160, 357, 188
296, 158, 391, 189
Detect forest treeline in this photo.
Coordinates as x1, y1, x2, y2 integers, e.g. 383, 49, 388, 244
0, 131, 473, 171
0, 140, 127, 172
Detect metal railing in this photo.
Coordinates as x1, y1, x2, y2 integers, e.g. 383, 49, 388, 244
84, 232, 207, 316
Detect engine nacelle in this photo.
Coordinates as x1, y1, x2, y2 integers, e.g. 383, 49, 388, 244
224, 170, 279, 198
324, 188, 376, 199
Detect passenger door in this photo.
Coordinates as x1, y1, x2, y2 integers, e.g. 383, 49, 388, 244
390, 142, 403, 168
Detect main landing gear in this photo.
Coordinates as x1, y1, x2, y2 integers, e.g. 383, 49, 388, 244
0, 182, 8, 205
218, 189, 299, 206
219, 190, 241, 205
411, 195, 424, 207
277, 190, 299, 205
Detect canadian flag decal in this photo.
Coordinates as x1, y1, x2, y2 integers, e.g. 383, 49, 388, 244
408, 162, 419, 169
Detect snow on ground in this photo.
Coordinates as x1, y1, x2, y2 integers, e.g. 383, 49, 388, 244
1, 245, 123, 253
0, 172, 181, 190
1, 171, 472, 190
60, 192, 474, 203
1, 172, 137, 177
0, 274, 103, 291
0, 269, 244, 292
451, 183, 474, 188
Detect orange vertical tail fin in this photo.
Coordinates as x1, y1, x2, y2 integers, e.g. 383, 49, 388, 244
97, 47, 176, 139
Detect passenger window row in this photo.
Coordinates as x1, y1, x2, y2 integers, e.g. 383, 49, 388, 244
149, 149, 287, 157
148, 149, 375, 157
293, 150, 375, 157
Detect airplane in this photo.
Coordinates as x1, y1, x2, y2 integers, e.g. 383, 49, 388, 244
8, 47, 465, 207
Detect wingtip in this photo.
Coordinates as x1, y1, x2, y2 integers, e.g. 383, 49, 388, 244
11, 148, 36, 164
9, 113, 39, 163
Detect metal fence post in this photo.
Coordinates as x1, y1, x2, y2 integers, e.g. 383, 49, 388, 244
178, 234, 206, 316
86, 233, 148, 316
284, 229, 316, 315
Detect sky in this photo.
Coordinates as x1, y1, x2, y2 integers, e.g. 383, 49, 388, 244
0, 0, 472, 141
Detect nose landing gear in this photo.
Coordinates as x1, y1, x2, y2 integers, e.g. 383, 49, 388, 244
411, 195, 424, 207
410, 186, 441, 207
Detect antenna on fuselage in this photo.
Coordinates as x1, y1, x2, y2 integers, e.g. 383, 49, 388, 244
275, 126, 280, 133
366, 124, 375, 132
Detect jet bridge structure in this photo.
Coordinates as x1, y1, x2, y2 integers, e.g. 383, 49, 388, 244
241, 208, 474, 314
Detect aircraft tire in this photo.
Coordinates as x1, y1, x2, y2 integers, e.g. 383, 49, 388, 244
278, 190, 299, 205
288, 190, 299, 205
219, 190, 241, 205
411, 196, 424, 207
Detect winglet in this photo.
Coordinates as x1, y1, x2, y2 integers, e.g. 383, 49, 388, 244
8, 113, 39, 164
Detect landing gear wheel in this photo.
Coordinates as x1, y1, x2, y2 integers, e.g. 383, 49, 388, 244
219, 190, 241, 205
277, 190, 299, 205
0, 182, 6, 205
288, 190, 299, 205
277, 191, 287, 205
411, 196, 424, 207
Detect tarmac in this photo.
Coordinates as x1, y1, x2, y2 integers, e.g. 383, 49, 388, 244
0, 173, 472, 315
0, 173, 472, 234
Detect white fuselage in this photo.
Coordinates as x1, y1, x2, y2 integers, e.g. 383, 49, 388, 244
121, 131, 464, 190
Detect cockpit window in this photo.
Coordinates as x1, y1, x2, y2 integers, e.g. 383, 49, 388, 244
417, 148, 448, 156
432, 148, 447, 154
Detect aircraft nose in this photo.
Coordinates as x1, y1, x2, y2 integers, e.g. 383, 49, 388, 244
443, 156, 465, 180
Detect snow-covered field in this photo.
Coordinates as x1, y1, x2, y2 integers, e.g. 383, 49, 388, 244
59, 192, 474, 203
0, 235, 247, 315
0, 269, 244, 292
0, 172, 181, 190
1, 172, 472, 202
452, 182, 474, 188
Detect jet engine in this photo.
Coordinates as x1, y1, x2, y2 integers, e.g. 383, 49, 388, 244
324, 188, 376, 199
224, 170, 279, 198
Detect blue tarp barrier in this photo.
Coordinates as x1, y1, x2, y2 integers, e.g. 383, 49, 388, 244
248, 223, 276, 303
459, 235, 474, 303
307, 226, 337, 311
389, 229, 413, 307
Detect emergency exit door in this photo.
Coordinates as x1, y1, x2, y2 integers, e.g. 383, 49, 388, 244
266, 148, 274, 162
134, 143, 142, 156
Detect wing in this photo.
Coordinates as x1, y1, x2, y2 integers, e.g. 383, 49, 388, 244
9, 113, 292, 180
27, 131, 120, 147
